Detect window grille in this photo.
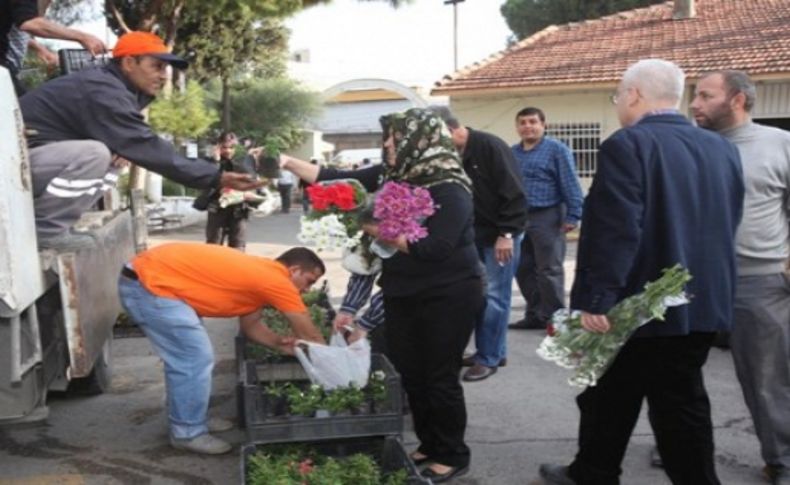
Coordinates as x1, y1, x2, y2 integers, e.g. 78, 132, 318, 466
546, 122, 601, 178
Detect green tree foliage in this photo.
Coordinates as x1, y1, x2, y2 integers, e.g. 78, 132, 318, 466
501, 0, 666, 40
227, 78, 321, 150
148, 80, 218, 141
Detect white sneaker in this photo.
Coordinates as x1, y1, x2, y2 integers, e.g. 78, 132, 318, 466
170, 433, 232, 455
207, 417, 234, 433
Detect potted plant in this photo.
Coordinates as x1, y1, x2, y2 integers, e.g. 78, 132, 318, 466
257, 136, 283, 179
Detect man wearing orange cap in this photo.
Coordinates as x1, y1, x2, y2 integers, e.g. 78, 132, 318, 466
19, 31, 261, 251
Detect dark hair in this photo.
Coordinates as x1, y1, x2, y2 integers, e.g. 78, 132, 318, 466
515, 107, 546, 123
711, 70, 756, 112
427, 105, 461, 129
276, 247, 325, 274
217, 131, 237, 145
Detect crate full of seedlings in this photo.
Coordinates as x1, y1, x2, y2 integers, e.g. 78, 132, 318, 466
235, 282, 335, 375
240, 352, 403, 443
241, 435, 431, 485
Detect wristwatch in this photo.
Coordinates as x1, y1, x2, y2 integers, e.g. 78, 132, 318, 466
501, 233, 513, 239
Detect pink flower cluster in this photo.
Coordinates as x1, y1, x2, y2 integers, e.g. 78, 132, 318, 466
374, 181, 436, 242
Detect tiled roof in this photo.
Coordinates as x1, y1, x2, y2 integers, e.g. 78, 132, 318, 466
433, 0, 790, 94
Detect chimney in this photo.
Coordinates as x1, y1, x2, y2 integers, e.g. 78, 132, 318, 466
673, 0, 696, 19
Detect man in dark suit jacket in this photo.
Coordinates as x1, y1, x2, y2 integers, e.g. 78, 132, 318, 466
539, 59, 744, 485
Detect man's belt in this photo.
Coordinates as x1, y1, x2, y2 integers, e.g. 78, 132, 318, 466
121, 266, 139, 280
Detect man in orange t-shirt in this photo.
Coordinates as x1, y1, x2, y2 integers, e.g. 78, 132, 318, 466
118, 243, 326, 455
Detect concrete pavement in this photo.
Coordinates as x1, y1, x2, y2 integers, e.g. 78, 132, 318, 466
0, 210, 766, 484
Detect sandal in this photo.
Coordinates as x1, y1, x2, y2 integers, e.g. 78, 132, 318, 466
421, 464, 469, 483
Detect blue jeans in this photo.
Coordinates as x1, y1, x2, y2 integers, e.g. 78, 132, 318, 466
118, 274, 214, 439
474, 235, 522, 367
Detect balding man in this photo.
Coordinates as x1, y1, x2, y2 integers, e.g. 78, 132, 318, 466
538, 59, 744, 485
692, 70, 790, 485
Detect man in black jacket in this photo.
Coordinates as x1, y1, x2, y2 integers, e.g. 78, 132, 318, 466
19, 31, 259, 250
430, 106, 528, 382
538, 59, 744, 485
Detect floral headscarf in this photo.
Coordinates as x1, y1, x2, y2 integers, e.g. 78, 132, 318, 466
379, 108, 472, 193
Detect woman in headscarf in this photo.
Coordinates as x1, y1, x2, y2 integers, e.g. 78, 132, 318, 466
363, 108, 484, 482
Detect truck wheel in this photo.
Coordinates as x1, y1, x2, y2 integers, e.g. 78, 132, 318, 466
68, 336, 112, 395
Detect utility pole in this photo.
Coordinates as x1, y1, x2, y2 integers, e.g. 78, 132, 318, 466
444, 0, 465, 71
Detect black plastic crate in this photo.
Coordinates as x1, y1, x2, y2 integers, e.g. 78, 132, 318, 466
58, 49, 110, 75
241, 436, 431, 485
239, 353, 403, 443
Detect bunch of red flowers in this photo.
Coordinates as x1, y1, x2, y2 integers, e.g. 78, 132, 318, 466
306, 183, 359, 211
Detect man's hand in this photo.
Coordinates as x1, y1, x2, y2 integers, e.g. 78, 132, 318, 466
346, 326, 368, 344
580, 312, 611, 333
333, 312, 355, 333
562, 223, 577, 233
494, 236, 514, 265
76, 32, 107, 56
276, 336, 296, 356
220, 172, 264, 191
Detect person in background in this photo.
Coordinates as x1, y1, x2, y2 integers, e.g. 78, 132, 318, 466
691, 70, 790, 485
118, 244, 326, 455
1, 0, 106, 95
538, 59, 743, 485
277, 169, 296, 214
203, 132, 254, 251
430, 105, 528, 383
510, 107, 584, 330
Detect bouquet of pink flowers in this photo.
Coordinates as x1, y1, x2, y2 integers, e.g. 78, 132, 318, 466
372, 181, 436, 246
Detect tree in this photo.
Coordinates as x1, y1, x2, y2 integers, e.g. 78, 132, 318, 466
227, 78, 321, 150
175, 3, 289, 130
148, 80, 218, 142
501, 0, 665, 40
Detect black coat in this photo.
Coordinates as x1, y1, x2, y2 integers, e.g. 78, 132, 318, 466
571, 114, 744, 337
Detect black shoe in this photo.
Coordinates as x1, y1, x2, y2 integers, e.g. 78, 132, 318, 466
462, 364, 497, 382
462, 356, 507, 367
421, 465, 469, 483
509, 318, 547, 330
538, 464, 577, 485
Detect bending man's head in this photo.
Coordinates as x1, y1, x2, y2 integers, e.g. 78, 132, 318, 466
276, 247, 325, 293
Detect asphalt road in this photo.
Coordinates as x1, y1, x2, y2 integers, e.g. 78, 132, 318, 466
0, 210, 766, 484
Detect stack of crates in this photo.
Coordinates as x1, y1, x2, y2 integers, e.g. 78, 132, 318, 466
235, 334, 431, 484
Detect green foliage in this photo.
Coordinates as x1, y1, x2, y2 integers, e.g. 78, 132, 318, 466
247, 447, 409, 485
501, 0, 666, 40
176, 4, 289, 84
228, 78, 321, 150
149, 80, 218, 141
263, 371, 389, 416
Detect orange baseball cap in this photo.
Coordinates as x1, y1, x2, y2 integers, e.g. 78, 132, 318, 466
112, 31, 188, 69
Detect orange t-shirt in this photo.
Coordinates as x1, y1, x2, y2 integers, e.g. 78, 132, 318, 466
131, 243, 307, 317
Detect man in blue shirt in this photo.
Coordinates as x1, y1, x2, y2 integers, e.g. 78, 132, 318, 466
510, 107, 584, 329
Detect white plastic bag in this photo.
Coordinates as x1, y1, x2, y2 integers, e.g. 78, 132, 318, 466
294, 333, 371, 390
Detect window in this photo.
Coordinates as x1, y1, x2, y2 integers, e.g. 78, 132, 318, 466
546, 122, 601, 179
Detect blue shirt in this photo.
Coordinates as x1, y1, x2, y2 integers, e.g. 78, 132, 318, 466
511, 137, 584, 224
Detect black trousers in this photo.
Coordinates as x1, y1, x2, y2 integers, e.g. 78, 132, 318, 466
568, 332, 720, 485
278, 184, 293, 213
205, 207, 247, 250
515, 205, 567, 324
384, 277, 483, 469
